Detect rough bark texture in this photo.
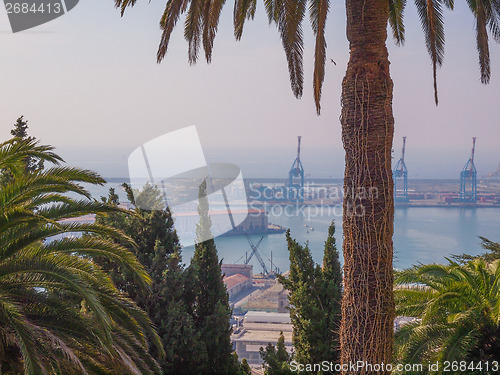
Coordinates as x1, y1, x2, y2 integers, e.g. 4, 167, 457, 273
340, 0, 395, 373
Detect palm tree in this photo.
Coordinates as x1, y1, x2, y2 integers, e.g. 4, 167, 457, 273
113, 0, 500, 370
0, 138, 163, 374
394, 259, 500, 374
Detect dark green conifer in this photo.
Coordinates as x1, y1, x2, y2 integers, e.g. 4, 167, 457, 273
452, 236, 500, 263
259, 331, 293, 375
189, 179, 237, 374
2, 116, 43, 185
317, 221, 342, 365
278, 221, 342, 372
240, 358, 252, 374
97, 184, 200, 374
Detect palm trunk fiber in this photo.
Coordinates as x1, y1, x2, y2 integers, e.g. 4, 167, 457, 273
340, 0, 395, 373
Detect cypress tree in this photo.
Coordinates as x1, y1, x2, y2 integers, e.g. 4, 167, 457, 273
452, 236, 500, 264
2, 116, 43, 185
240, 358, 252, 375
279, 231, 319, 365
189, 179, 237, 374
259, 331, 293, 375
317, 221, 342, 365
10, 116, 44, 173
97, 184, 201, 374
278, 220, 342, 372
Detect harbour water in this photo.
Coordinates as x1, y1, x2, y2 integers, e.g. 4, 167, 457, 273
88, 182, 500, 273
202, 206, 500, 273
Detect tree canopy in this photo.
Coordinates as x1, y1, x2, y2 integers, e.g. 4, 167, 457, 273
278, 221, 342, 369
394, 258, 500, 374
0, 138, 162, 374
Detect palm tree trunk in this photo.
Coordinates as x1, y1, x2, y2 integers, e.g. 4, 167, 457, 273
340, 0, 395, 373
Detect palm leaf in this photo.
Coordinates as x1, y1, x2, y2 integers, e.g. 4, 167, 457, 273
158, 0, 190, 62
395, 259, 500, 368
233, 0, 257, 40
0, 138, 162, 373
389, 0, 407, 46
414, 0, 446, 105
202, 0, 226, 62
476, 0, 491, 83
309, 0, 329, 114
114, 0, 138, 16
184, 0, 205, 64
262, 0, 306, 98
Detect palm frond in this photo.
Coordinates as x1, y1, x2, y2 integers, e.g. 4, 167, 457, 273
310, 0, 329, 114
114, 0, 138, 16
488, 1, 500, 42
389, 0, 407, 46
477, 0, 491, 83
202, 0, 226, 62
0, 296, 44, 375
395, 259, 500, 367
0, 138, 161, 374
184, 0, 206, 64
233, 0, 257, 40
414, 0, 446, 105
157, 0, 189, 62
271, 0, 306, 98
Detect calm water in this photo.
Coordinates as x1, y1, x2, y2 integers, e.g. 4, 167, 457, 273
88, 182, 500, 273
203, 206, 500, 273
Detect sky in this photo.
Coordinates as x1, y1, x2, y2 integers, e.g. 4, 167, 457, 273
0, 0, 499, 179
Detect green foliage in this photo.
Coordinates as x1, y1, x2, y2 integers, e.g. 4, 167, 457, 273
230, 352, 254, 375
10, 116, 44, 173
317, 221, 342, 364
188, 179, 238, 374
98, 179, 238, 374
259, 331, 294, 375
10, 116, 29, 138
97, 183, 201, 374
1, 117, 45, 186
452, 236, 500, 264
0, 138, 162, 374
114, 0, 500, 109
278, 221, 341, 371
394, 259, 500, 374
240, 357, 252, 374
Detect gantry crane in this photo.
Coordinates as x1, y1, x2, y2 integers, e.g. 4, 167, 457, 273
393, 136, 409, 203
460, 137, 477, 203
288, 136, 305, 201
244, 234, 268, 274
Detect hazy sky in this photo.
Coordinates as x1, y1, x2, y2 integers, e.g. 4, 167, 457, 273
1, 0, 499, 179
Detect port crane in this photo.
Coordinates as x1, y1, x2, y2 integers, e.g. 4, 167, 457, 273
287, 136, 305, 201
244, 234, 268, 275
393, 136, 409, 202
223, 191, 269, 274
460, 137, 477, 203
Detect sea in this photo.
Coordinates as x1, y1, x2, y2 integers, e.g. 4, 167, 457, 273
85, 181, 500, 273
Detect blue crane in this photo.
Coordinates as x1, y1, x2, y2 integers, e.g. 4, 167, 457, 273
288, 136, 305, 201
393, 136, 409, 203
460, 137, 477, 203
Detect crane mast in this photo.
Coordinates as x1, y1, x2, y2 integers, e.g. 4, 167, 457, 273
393, 136, 409, 203
287, 136, 305, 201
460, 137, 477, 203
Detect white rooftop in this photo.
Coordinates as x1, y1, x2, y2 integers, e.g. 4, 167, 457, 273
244, 311, 291, 324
